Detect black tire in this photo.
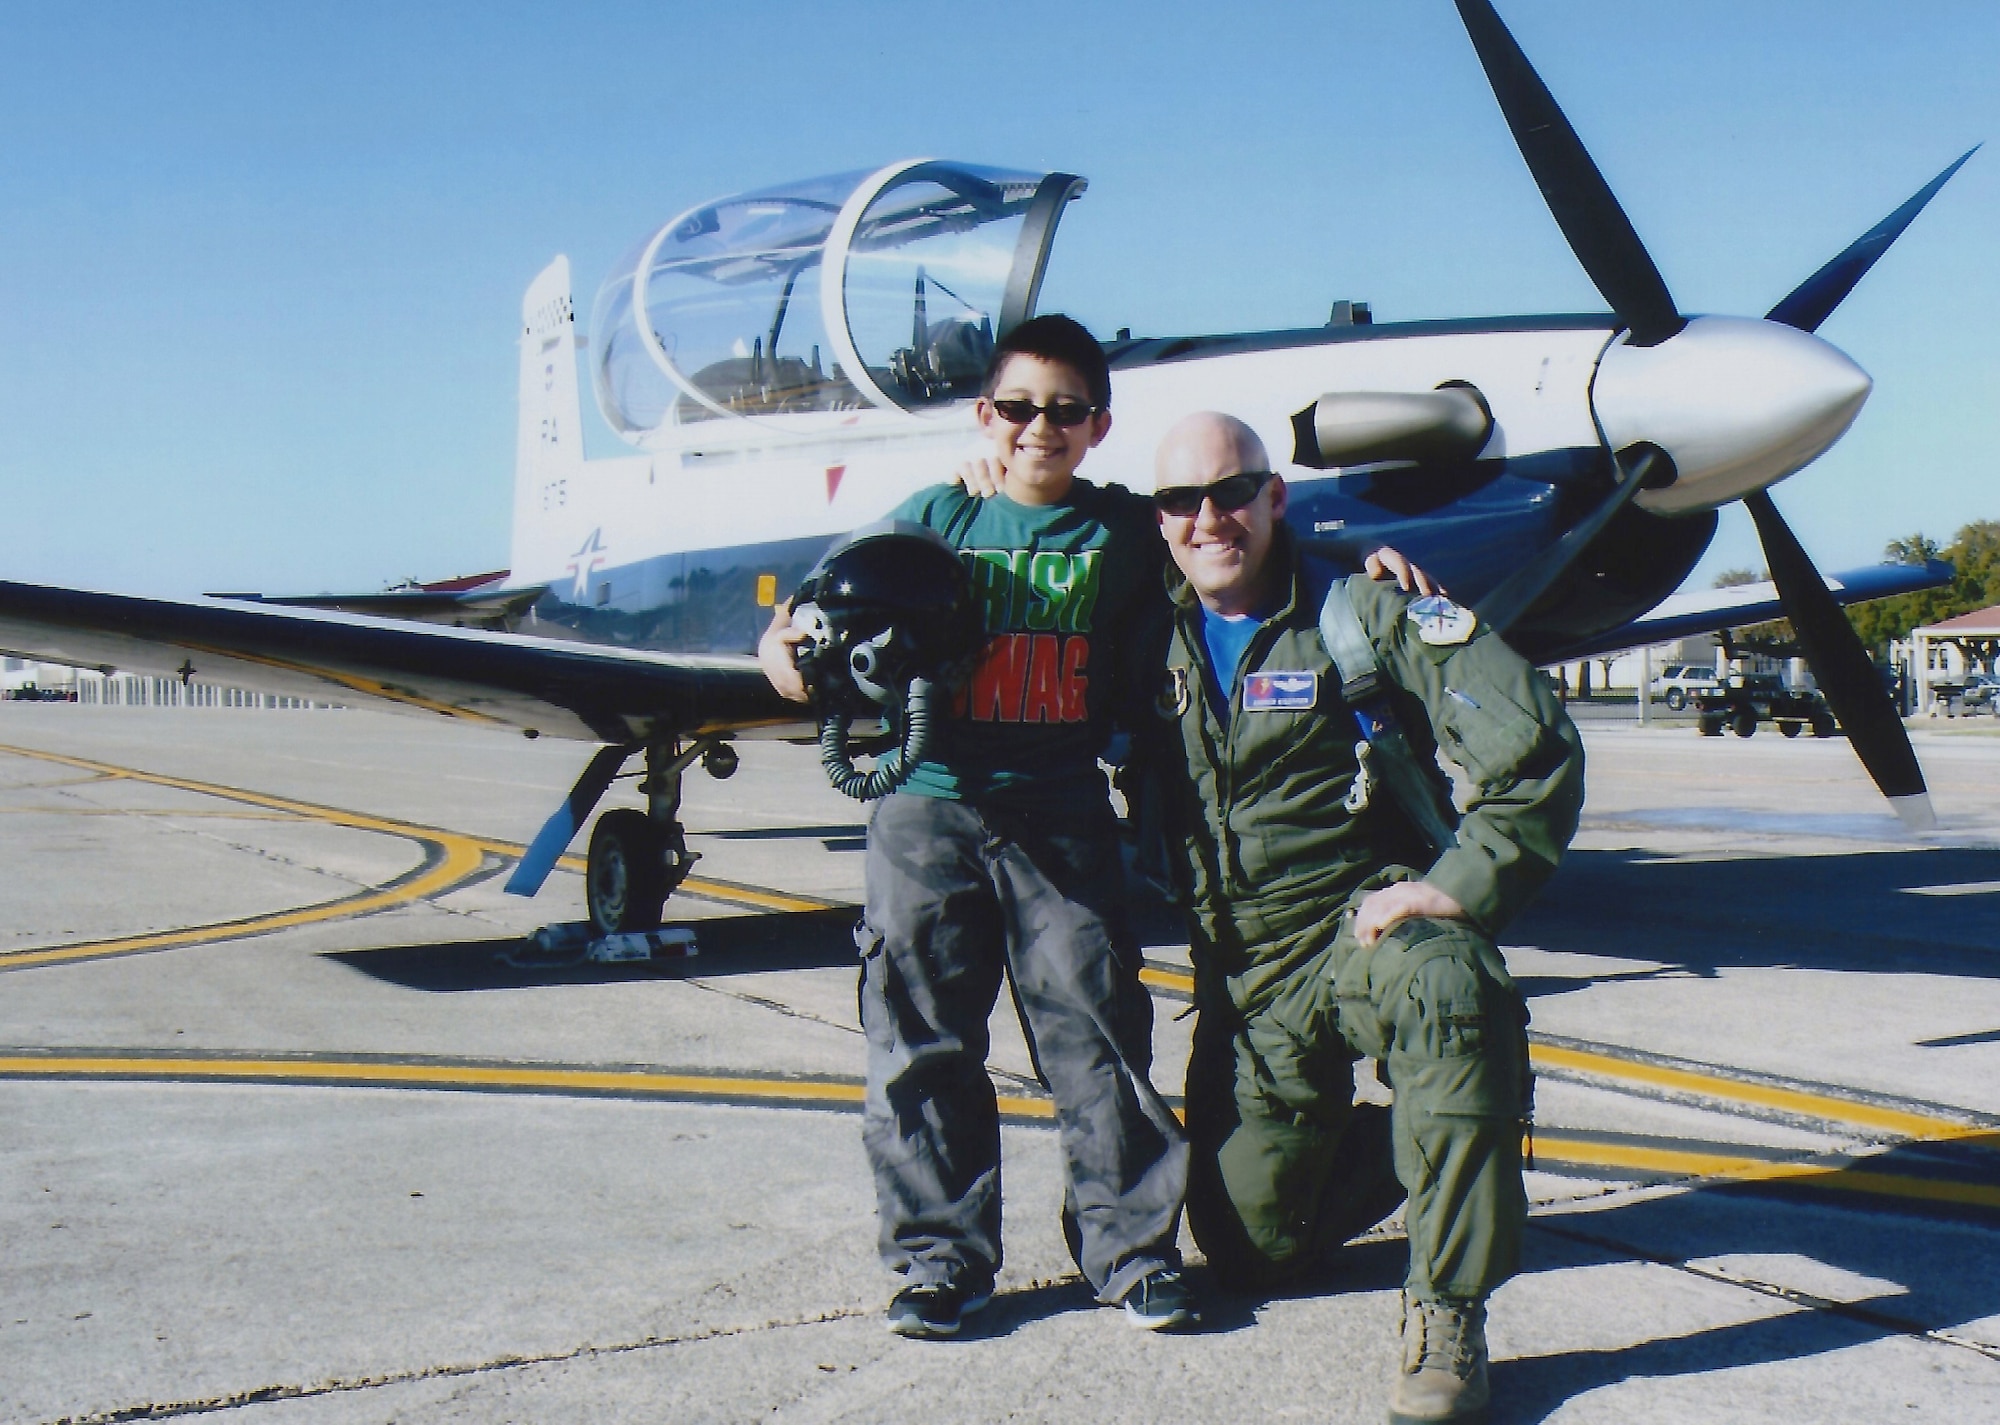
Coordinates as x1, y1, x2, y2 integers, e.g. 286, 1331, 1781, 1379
1779, 721, 1802, 738
1664, 688, 1686, 712
1813, 715, 1838, 738
1732, 711, 1757, 738
587, 809, 669, 934
1698, 713, 1724, 737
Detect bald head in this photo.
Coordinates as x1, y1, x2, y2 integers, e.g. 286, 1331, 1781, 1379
1155, 411, 1268, 488
1153, 411, 1289, 616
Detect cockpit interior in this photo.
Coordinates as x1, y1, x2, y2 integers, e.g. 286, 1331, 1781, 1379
590, 161, 1084, 440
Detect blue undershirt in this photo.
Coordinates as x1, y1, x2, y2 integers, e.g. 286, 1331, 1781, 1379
1200, 605, 1265, 724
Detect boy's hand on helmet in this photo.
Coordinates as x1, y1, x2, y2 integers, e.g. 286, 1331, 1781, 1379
758, 600, 811, 703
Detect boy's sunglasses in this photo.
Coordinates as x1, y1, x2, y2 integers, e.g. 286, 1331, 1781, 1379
987, 397, 1099, 428
1153, 470, 1276, 518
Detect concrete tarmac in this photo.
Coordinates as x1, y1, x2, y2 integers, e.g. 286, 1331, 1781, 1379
2, 704, 1997, 1424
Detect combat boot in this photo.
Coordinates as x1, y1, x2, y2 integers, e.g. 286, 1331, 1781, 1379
1387, 1292, 1490, 1424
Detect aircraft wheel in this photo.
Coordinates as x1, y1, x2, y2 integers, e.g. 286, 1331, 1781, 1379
1779, 720, 1802, 738
1698, 713, 1724, 737
1731, 711, 1757, 738
588, 809, 668, 934
1664, 689, 1686, 712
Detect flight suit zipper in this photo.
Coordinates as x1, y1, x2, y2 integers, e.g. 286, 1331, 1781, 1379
1214, 612, 1288, 896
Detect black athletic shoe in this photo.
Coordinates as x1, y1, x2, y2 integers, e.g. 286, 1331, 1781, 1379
885, 1279, 993, 1338
1121, 1268, 1196, 1330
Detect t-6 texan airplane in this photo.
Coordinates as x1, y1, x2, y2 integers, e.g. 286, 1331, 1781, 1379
0, 0, 1965, 936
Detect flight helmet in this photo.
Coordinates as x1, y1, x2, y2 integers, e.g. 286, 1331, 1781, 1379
788, 522, 983, 716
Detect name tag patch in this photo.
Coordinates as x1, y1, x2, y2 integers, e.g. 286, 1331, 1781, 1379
1244, 671, 1318, 711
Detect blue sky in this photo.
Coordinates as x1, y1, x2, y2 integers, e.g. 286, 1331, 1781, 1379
4, 1, 1997, 597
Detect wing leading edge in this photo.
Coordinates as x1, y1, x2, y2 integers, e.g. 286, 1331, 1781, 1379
0, 581, 801, 744
1550, 560, 1953, 663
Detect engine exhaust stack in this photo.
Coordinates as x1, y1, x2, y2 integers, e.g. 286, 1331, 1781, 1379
1290, 384, 1492, 470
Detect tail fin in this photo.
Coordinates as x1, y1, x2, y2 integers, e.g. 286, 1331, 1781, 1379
511, 257, 587, 580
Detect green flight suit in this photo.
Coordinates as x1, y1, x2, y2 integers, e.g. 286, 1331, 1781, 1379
1149, 533, 1583, 1300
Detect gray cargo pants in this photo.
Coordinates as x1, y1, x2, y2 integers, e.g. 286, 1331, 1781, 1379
858, 792, 1188, 1303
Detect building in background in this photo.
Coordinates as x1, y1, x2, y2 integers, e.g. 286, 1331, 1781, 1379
2, 658, 334, 709
1897, 604, 2000, 714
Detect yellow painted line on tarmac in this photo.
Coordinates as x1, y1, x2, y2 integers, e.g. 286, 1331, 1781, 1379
4, 1051, 1991, 1215
672, 878, 842, 914
0, 840, 487, 971
0, 742, 846, 967
441, 836, 839, 915
0, 742, 842, 918
0, 807, 295, 819
0, 1053, 1056, 1121
1141, 960, 1964, 1144
1534, 1131, 2000, 1213
0, 743, 486, 841
1530, 1041, 1956, 1140
0, 742, 494, 970
1, 739, 1979, 1198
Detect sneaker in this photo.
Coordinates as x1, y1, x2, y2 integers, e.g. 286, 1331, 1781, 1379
885, 1279, 993, 1338
1120, 1268, 1195, 1331
1387, 1293, 1490, 1424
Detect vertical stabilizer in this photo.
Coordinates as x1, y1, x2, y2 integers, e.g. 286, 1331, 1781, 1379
512, 257, 587, 580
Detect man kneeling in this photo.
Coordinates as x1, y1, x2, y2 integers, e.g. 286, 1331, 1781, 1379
1141, 413, 1584, 1424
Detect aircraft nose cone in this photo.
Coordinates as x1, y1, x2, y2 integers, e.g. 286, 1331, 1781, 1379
1592, 315, 1871, 515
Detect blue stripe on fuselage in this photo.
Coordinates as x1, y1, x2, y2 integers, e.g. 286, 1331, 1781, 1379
517, 442, 1701, 665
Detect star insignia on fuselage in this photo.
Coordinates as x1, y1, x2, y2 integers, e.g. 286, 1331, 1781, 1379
564, 528, 608, 603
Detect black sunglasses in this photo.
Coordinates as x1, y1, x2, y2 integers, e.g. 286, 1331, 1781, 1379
1153, 470, 1277, 518
988, 397, 1099, 428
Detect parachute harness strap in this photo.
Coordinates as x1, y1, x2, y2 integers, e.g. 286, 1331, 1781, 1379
819, 678, 936, 801
1317, 578, 1460, 856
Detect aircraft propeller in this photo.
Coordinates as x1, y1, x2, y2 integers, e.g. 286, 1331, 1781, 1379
1454, 0, 1964, 829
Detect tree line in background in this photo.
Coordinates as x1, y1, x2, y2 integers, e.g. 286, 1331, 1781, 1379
1850, 520, 2000, 654
1711, 520, 2000, 657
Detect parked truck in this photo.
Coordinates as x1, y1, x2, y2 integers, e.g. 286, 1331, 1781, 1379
1694, 672, 1837, 739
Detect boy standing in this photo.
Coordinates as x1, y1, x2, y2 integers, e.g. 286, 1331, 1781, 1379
760, 316, 1191, 1337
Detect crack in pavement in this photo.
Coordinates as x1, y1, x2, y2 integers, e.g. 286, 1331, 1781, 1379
680, 978, 1050, 1097
35, 1305, 877, 1424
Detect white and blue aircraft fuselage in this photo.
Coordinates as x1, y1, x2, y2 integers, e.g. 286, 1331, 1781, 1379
0, 0, 1963, 934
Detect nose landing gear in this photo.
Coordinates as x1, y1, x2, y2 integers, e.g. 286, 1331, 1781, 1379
506, 735, 732, 954
585, 741, 704, 934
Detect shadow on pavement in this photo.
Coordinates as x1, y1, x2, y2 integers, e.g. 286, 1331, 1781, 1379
1490, 1149, 2000, 1421
698, 823, 868, 852
1519, 844, 2000, 976
324, 906, 862, 992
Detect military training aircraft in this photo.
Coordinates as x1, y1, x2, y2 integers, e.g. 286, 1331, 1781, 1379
0, 0, 1966, 940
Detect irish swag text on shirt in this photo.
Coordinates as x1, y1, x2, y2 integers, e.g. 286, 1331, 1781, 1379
953, 547, 1100, 725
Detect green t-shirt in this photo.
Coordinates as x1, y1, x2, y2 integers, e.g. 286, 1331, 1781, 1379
888, 479, 1166, 811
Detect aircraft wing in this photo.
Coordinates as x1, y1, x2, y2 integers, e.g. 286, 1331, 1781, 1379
0, 580, 800, 744
1549, 559, 1953, 662
213, 584, 546, 632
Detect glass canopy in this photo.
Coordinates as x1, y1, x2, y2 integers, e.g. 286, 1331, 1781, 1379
590, 161, 1084, 437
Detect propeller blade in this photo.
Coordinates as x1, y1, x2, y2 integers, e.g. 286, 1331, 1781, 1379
1766, 147, 1979, 333
1477, 445, 1666, 634
1454, 0, 1683, 346
1744, 490, 1935, 828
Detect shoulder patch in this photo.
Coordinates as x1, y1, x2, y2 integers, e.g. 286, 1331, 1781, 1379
1407, 594, 1478, 646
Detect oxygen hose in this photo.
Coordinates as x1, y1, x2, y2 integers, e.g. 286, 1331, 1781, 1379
818, 678, 935, 801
